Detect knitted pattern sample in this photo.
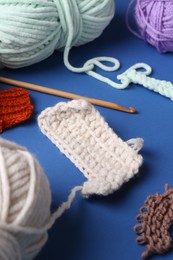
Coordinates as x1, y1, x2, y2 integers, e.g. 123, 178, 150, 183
134, 184, 173, 259
38, 99, 144, 197
0, 88, 34, 133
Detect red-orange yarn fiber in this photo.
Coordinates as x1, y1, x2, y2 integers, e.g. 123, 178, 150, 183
0, 88, 34, 133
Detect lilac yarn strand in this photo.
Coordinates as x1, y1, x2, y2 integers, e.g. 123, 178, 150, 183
126, 0, 173, 52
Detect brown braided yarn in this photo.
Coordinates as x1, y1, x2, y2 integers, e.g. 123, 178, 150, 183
0, 88, 34, 133
134, 184, 173, 259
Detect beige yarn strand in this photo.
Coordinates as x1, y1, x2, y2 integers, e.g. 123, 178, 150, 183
0, 138, 82, 260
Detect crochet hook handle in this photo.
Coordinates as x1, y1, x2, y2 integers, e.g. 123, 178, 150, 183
0, 76, 136, 113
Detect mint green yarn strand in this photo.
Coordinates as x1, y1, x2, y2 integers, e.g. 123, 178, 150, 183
60, 0, 118, 76
58, 0, 94, 73
0, 0, 124, 88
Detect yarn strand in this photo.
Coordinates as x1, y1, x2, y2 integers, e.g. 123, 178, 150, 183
0, 137, 82, 260
0, 147, 10, 221
61, 0, 123, 87
0, 185, 82, 236
126, 0, 143, 39
50, 185, 83, 224
0, 0, 123, 88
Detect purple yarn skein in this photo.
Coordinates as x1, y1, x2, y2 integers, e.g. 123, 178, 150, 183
134, 0, 173, 53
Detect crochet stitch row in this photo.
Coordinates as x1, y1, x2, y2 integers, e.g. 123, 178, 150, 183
0, 88, 34, 133
38, 99, 144, 197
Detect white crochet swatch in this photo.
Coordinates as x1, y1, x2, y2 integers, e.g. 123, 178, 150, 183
38, 99, 144, 197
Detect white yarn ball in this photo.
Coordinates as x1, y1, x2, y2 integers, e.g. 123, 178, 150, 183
0, 137, 82, 260
0, 138, 52, 260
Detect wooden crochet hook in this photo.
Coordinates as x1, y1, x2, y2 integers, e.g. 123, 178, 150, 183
0, 76, 136, 113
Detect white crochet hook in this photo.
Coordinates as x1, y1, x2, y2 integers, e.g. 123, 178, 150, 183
0, 76, 136, 113
116, 63, 173, 100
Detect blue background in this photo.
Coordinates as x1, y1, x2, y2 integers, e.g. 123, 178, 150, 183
1, 0, 173, 259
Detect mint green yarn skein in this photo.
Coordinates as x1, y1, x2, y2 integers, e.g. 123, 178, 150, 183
0, 0, 116, 83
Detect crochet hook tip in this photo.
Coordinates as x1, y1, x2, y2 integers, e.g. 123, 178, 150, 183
129, 107, 137, 113
117, 106, 136, 113
0, 76, 137, 114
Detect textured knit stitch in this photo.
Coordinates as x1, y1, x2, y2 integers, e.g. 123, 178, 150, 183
0, 137, 82, 260
117, 63, 173, 100
38, 99, 144, 197
134, 184, 173, 259
0, 88, 34, 133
